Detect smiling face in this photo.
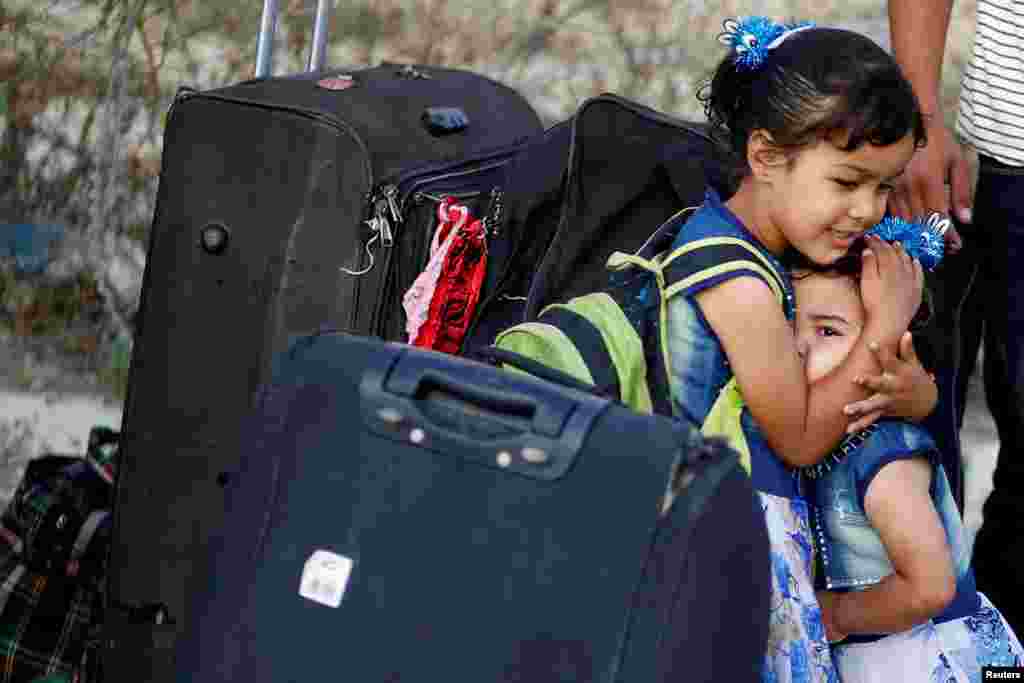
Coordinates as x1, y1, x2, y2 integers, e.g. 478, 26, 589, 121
755, 130, 916, 266
793, 270, 866, 383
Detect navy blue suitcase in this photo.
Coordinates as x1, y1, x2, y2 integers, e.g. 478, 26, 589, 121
173, 331, 770, 682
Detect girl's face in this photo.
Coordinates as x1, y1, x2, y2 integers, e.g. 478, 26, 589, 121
793, 271, 865, 383
764, 131, 916, 265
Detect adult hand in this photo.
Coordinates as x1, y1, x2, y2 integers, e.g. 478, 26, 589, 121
844, 332, 938, 432
888, 118, 969, 253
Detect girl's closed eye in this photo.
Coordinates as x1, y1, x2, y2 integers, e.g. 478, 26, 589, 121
833, 178, 859, 189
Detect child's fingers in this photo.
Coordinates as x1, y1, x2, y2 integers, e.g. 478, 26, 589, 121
866, 340, 898, 369
846, 409, 884, 434
869, 234, 898, 269
887, 191, 912, 221
843, 391, 890, 417
854, 370, 900, 395
861, 237, 880, 277
899, 331, 920, 365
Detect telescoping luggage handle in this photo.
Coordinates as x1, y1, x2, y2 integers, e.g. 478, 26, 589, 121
360, 345, 609, 481
256, 0, 332, 78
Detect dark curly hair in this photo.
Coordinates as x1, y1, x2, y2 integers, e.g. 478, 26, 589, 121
698, 26, 928, 189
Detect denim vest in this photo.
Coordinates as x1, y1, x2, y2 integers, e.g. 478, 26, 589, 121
804, 421, 979, 633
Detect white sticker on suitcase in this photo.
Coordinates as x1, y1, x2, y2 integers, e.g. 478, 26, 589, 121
299, 550, 353, 609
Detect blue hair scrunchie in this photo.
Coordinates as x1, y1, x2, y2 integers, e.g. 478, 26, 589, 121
717, 16, 816, 70
865, 214, 948, 271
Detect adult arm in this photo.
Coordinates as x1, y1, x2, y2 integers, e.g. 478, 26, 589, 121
888, 0, 971, 240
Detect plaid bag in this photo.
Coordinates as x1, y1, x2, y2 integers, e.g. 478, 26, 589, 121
0, 427, 118, 683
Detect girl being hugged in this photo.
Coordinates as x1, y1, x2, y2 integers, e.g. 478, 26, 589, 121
790, 226, 1024, 682
667, 18, 937, 682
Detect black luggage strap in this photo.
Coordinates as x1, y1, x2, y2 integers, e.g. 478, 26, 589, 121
535, 306, 621, 401
468, 346, 618, 399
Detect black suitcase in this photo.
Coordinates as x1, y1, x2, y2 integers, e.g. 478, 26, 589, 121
104, 5, 543, 678
461, 94, 723, 353
173, 331, 771, 682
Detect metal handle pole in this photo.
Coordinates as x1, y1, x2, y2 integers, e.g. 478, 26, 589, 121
255, 0, 279, 78
306, 0, 332, 73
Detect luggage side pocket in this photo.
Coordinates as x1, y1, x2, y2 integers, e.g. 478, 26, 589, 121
380, 186, 505, 343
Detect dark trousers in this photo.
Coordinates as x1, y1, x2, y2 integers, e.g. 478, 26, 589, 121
921, 154, 1024, 635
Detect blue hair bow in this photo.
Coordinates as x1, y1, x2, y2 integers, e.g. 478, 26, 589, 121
717, 16, 816, 70
865, 214, 948, 270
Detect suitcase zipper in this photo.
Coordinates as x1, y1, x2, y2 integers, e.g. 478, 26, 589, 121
361, 156, 513, 260
411, 190, 482, 204
394, 157, 511, 218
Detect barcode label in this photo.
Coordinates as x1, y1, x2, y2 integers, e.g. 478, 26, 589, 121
299, 550, 353, 609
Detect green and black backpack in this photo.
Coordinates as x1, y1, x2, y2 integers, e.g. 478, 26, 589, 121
494, 208, 788, 474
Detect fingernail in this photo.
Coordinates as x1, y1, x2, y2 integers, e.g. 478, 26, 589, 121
863, 249, 874, 258
958, 207, 972, 224
868, 341, 879, 351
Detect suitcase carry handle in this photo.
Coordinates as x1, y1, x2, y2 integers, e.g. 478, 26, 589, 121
360, 346, 608, 481
384, 367, 568, 439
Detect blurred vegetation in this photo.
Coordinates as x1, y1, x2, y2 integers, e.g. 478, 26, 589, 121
0, 0, 977, 397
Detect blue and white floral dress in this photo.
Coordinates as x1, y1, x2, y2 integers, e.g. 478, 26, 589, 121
666, 189, 838, 683
805, 420, 1024, 682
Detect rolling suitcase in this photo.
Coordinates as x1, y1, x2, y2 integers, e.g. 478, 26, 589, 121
173, 331, 771, 682
104, 1, 543, 678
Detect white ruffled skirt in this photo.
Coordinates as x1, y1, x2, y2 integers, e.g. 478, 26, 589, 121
832, 592, 1023, 682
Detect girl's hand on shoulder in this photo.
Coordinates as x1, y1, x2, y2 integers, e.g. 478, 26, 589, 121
859, 236, 924, 346
843, 332, 937, 431
815, 591, 848, 643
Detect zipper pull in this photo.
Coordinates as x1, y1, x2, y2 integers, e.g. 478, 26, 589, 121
373, 199, 394, 247
484, 188, 504, 237
382, 184, 403, 226
395, 64, 431, 79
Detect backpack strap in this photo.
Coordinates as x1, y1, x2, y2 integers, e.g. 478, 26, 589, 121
538, 292, 655, 415
655, 238, 787, 475
535, 306, 620, 400
494, 290, 660, 415
661, 237, 786, 304
493, 223, 790, 438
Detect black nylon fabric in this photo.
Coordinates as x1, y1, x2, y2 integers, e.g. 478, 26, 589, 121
107, 64, 543, 683
537, 305, 621, 399
525, 95, 722, 320
604, 265, 674, 417
175, 333, 693, 682
461, 120, 574, 351
219, 63, 542, 181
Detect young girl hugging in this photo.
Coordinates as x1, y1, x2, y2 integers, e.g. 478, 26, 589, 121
667, 18, 938, 682
791, 229, 1024, 682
